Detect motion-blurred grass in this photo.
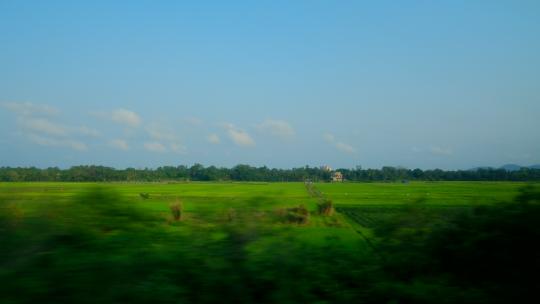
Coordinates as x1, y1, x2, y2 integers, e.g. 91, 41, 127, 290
0, 181, 536, 303
0, 182, 370, 303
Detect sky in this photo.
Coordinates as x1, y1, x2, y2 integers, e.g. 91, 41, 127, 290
1, 0, 539, 170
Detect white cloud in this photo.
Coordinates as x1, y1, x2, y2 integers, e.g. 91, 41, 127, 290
145, 124, 186, 153
257, 119, 295, 140
110, 108, 141, 127
9, 107, 95, 150
223, 123, 255, 147
1, 101, 59, 116
323, 132, 356, 154
144, 141, 167, 152
76, 126, 100, 137
109, 139, 129, 151
336, 142, 356, 154
17, 117, 99, 139
229, 129, 255, 147
3, 102, 99, 140
68, 141, 88, 151
207, 134, 221, 144
27, 133, 87, 151
323, 133, 335, 143
182, 117, 203, 126
18, 117, 69, 137
170, 143, 187, 154
429, 146, 453, 156
146, 124, 177, 142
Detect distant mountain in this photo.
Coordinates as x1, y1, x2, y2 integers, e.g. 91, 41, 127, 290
500, 164, 522, 172
468, 164, 540, 171
499, 164, 540, 171
468, 166, 494, 171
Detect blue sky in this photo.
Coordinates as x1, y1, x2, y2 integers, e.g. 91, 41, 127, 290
1, 1, 539, 169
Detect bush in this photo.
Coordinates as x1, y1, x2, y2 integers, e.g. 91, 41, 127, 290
318, 199, 334, 216
285, 205, 310, 224
170, 199, 183, 221
139, 193, 150, 199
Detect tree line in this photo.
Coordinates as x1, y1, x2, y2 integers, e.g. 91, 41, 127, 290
1, 164, 540, 182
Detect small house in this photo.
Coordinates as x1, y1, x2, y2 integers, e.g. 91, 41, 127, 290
331, 171, 343, 182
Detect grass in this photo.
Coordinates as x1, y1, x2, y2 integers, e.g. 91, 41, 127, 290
0, 181, 530, 252
0, 181, 536, 303
0, 181, 530, 253
316, 181, 524, 206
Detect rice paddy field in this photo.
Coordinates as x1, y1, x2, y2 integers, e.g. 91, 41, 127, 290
0, 181, 536, 303
1, 181, 524, 220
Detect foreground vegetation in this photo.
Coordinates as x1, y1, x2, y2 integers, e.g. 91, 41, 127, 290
1, 182, 538, 303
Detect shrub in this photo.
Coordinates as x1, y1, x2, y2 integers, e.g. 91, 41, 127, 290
286, 205, 310, 224
139, 193, 150, 199
170, 199, 183, 221
318, 199, 334, 216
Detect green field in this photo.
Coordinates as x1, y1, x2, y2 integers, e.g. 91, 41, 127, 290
0, 181, 537, 303
1, 181, 524, 245
1, 180, 524, 215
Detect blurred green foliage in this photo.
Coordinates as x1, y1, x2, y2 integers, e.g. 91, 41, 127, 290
370, 186, 540, 303
0, 186, 374, 303
0, 183, 539, 303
